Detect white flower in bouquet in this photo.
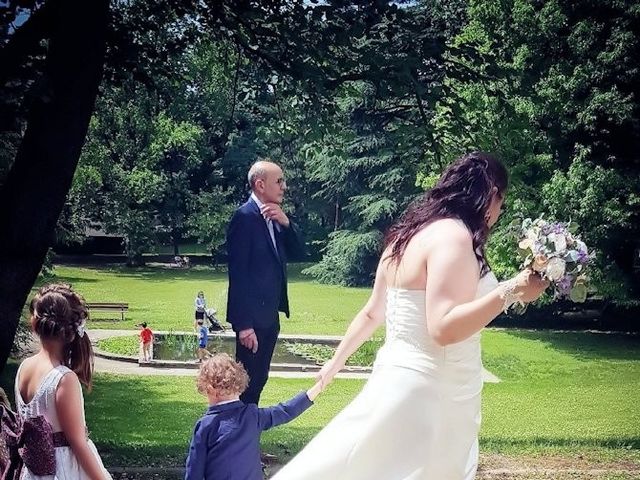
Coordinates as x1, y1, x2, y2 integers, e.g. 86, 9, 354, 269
545, 257, 566, 281
549, 232, 567, 253
514, 217, 593, 302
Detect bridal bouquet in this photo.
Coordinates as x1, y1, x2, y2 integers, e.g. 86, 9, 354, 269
515, 217, 592, 302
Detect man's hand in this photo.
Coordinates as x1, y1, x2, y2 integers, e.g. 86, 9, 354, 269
239, 328, 258, 353
261, 203, 290, 228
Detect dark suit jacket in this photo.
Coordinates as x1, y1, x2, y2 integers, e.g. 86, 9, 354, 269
184, 392, 313, 480
226, 197, 303, 331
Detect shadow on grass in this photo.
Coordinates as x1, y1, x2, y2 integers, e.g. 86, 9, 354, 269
54, 263, 222, 282
56, 266, 228, 283
97, 431, 640, 467
45, 276, 102, 284
97, 441, 189, 468
67, 263, 321, 284
501, 330, 640, 362
96, 425, 323, 467
84, 373, 331, 466
481, 436, 640, 451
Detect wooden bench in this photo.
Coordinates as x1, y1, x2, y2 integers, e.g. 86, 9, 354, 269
86, 302, 129, 321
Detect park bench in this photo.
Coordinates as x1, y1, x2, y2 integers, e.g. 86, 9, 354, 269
86, 302, 129, 321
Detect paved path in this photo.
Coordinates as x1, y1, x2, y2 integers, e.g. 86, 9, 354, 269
94, 355, 371, 379
89, 329, 345, 342
89, 329, 501, 382
90, 329, 368, 379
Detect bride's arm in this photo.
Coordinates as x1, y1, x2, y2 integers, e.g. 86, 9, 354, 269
317, 261, 387, 385
425, 225, 547, 346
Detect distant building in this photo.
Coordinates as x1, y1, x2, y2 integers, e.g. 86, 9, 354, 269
54, 223, 124, 255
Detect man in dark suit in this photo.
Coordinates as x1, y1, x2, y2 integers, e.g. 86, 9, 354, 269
226, 160, 303, 405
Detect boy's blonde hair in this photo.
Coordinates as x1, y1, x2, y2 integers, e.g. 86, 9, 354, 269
197, 353, 249, 396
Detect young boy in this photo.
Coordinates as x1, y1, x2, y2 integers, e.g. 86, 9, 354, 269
139, 322, 154, 362
196, 319, 208, 362
185, 353, 322, 480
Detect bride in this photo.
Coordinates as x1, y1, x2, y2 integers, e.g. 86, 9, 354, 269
273, 152, 549, 480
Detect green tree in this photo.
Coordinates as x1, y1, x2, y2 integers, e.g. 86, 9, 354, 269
73, 85, 205, 265
302, 1, 473, 285
187, 190, 234, 257
302, 86, 425, 285
448, 0, 640, 296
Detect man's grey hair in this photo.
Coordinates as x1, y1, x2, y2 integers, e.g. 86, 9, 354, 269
247, 159, 274, 189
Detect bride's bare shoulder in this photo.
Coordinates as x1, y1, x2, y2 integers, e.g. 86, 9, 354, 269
416, 218, 473, 247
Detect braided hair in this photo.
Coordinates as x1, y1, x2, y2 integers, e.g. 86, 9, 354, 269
30, 283, 94, 389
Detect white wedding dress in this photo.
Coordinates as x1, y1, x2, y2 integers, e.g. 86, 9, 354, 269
273, 272, 498, 480
14, 364, 112, 480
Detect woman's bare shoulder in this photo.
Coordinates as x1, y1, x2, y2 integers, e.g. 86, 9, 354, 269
415, 218, 473, 248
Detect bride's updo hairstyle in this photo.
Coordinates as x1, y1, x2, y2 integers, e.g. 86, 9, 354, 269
30, 283, 94, 389
385, 151, 508, 276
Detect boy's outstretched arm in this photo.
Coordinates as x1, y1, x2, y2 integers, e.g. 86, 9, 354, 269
258, 382, 323, 431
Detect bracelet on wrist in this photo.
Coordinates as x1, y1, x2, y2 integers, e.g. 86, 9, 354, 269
497, 279, 524, 314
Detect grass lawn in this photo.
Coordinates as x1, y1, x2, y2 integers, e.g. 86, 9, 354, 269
480, 329, 640, 459
11, 264, 639, 471
50, 264, 369, 335
3, 329, 638, 468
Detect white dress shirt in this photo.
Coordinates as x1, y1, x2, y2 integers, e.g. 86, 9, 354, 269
251, 192, 278, 251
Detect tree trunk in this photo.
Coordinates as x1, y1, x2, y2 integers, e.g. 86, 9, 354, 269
0, 0, 110, 372
127, 254, 145, 268
172, 226, 181, 256
124, 239, 146, 268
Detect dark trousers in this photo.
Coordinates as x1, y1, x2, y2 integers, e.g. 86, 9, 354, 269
236, 319, 280, 405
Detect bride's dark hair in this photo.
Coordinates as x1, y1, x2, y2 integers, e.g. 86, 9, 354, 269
384, 151, 509, 276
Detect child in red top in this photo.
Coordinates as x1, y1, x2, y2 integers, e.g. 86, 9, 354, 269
139, 322, 154, 362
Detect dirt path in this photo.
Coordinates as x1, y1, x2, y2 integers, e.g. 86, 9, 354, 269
106, 454, 640, 479
474, 453, 640, 479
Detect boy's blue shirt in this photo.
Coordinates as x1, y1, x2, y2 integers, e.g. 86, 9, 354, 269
184, 391, 313, 480
198, 325, 208, 347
